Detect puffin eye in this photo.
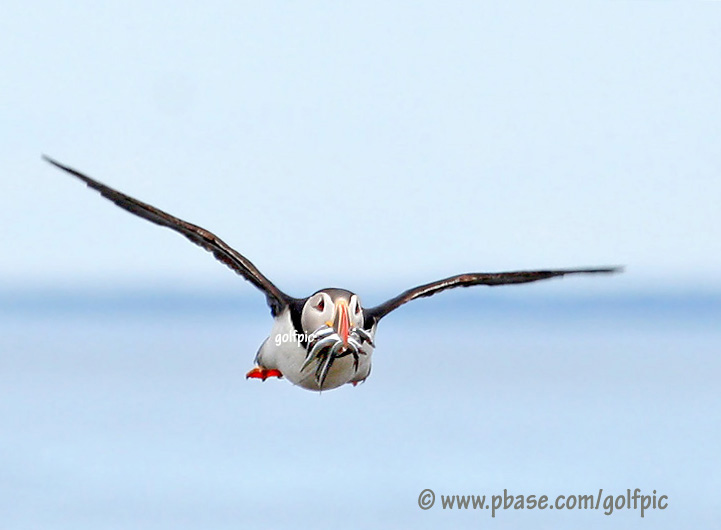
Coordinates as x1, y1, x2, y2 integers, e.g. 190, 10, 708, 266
315, 298, 325, 312
355, 303, 361, 314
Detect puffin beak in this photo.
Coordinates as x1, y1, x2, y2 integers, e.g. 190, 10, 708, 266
333, 300, 350, 345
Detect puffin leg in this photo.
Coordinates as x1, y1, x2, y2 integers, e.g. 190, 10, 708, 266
245, 367, 283, 381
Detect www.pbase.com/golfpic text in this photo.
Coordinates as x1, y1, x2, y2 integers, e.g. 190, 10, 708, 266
418, 488, 667, 518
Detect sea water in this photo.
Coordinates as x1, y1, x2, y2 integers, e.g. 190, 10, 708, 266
1, 290, 719, 529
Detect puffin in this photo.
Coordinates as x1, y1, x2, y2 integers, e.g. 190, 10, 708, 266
43, 156, 621, 391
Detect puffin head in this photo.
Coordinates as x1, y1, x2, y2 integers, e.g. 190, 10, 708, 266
299, 288, 373, 388
301, 288, 364, 345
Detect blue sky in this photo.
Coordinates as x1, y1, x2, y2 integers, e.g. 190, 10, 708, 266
2, 2, 720, 296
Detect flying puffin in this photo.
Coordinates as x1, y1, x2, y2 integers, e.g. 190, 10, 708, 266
43, 156, 621, 391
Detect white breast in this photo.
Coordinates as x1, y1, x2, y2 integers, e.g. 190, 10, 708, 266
256, 308, 375, 391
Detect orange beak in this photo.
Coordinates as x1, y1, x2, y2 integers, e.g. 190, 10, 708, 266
333, 300, 350, 345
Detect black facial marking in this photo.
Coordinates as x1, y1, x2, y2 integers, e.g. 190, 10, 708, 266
288, 298, 309, 349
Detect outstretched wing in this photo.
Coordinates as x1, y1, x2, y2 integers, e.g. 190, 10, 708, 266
365, 267, 622, 323
43, 155, 295, 315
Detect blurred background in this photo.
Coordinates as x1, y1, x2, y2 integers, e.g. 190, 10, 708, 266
1, 2, 719, 529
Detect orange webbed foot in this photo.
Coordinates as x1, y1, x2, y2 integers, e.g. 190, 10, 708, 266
245, 367, 283, 381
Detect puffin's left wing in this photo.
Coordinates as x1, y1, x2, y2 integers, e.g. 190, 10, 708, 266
365, 267, 622, 323
43, 155, 296, 316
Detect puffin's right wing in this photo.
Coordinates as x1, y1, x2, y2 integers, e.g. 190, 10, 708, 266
43, 155, 296, 315
365, 267, 622, 324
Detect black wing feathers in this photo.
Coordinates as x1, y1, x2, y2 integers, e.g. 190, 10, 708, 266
365, 267, 621, 323
43, 155, 294, 315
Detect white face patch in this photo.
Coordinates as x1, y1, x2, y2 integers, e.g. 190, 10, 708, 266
348, 294, 364, 328
301, 292, 334, 334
